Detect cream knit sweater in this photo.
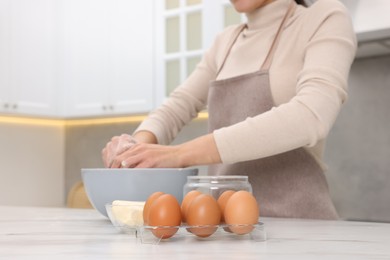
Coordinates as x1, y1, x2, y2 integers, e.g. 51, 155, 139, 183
135, 0, 357, 169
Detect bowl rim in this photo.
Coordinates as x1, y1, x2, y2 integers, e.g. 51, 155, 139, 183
82, 168, 198, 172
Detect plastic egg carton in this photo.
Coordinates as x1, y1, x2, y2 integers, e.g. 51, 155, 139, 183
134, 222, 266, 245
106, 202, 266, 245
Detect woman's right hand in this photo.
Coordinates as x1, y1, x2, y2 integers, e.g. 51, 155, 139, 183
101, 134, 138, 168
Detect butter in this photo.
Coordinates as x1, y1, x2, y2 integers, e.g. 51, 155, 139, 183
111, 200, 145, 226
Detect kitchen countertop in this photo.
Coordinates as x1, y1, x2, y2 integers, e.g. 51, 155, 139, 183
1, 206, 389, 259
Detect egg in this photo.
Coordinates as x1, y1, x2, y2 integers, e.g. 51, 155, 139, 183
143, 191, 164, 225
224, 191, 259, 235
147, 194, 181, 239
217, 190, 236, 222
186, 194, 221, 237
181, 190, 201, 222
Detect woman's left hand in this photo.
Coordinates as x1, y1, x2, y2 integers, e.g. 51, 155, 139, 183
102, 134, 138, 168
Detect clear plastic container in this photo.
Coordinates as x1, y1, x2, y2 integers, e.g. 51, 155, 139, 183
105, 176, 266, 244
136, 222, 266, 244
183, 175, 253, 200
106, 202, 267, 244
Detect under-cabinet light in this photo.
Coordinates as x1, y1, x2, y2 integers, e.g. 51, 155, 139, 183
0, 112, 208, 127
0, 116, 64, 127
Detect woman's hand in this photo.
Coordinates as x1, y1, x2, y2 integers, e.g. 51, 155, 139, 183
111, 134, 222, 169
101, 134, 138, 168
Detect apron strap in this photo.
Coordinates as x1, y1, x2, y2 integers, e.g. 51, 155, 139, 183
261, 0, 296, 70
215, 24, 246, 77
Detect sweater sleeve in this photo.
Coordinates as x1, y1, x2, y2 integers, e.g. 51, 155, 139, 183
214, 0, 357, 163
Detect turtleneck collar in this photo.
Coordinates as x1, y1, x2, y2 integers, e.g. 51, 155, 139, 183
245, 0, 293, 31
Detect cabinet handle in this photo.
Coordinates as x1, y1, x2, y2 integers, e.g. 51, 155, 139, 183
12, 104, 18, 109
3, 103, 9, 109
102, 105, 114, 111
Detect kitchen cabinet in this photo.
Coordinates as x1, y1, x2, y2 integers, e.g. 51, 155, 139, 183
0, 0, 154, 118
341, 0, 390, 58
0, 0, 59, 117
62, 0, 154, 118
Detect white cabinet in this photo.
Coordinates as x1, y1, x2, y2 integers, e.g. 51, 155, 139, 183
349, 0, 390, 34
0, 0, 154, 118
62, 0, 154, 118
341, 0, 390, 58
0, 0, 59, 117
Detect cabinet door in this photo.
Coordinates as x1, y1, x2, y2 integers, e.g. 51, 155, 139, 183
62, 0, 109, 117
0, 0, 11, 112
63, 0, 154, 117
0, 0, 58, 117
106, 0, 154, 115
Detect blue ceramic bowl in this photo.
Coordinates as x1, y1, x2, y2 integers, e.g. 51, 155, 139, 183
81, 168, 198, 217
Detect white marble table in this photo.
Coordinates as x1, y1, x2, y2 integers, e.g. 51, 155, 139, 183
1, 206, 389, 259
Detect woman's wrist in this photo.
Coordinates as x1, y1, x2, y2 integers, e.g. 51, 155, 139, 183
133, 130, 158, 144
177, 133, 222, 167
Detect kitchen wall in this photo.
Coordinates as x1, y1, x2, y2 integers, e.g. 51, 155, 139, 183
324, 54, 390, 222
0, 122, 65, 206
64, 54, 390, 222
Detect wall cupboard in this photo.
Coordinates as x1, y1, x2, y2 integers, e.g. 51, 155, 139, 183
61, 0, 154, 117
0, 0, 154, 118
0, 0, 243, 118
0, 0, 59, 117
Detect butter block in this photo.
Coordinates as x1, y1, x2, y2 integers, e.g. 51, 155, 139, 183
111, 200, 145, 226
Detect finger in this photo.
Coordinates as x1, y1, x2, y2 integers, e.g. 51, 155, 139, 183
108, 155, 115, 168
110, 157, 123, 168
115, 138, 138, 155
105, 137, 131, 167
120, 160, 138, 168
115, 142, 133, 155
110, 139, 140, 168
102, 145, 116, 168
101, 148, 108, 167
120, 154, 140, 168
107, 143, 118, 168
121, 160, 131, 168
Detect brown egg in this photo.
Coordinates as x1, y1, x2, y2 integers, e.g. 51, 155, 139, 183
148, 194, 182, 239
224, 191, 259, 235
181, 190, 202, 222
143, 191, 164, 225
186, 194, 221, 237
217, 190, 236, 222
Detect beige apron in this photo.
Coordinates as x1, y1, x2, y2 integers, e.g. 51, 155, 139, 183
207, 1, 338, 220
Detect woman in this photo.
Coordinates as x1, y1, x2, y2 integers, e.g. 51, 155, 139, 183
102, 0, 356, 219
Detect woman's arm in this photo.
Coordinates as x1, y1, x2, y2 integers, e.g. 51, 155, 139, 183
102, 25, 241, 168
